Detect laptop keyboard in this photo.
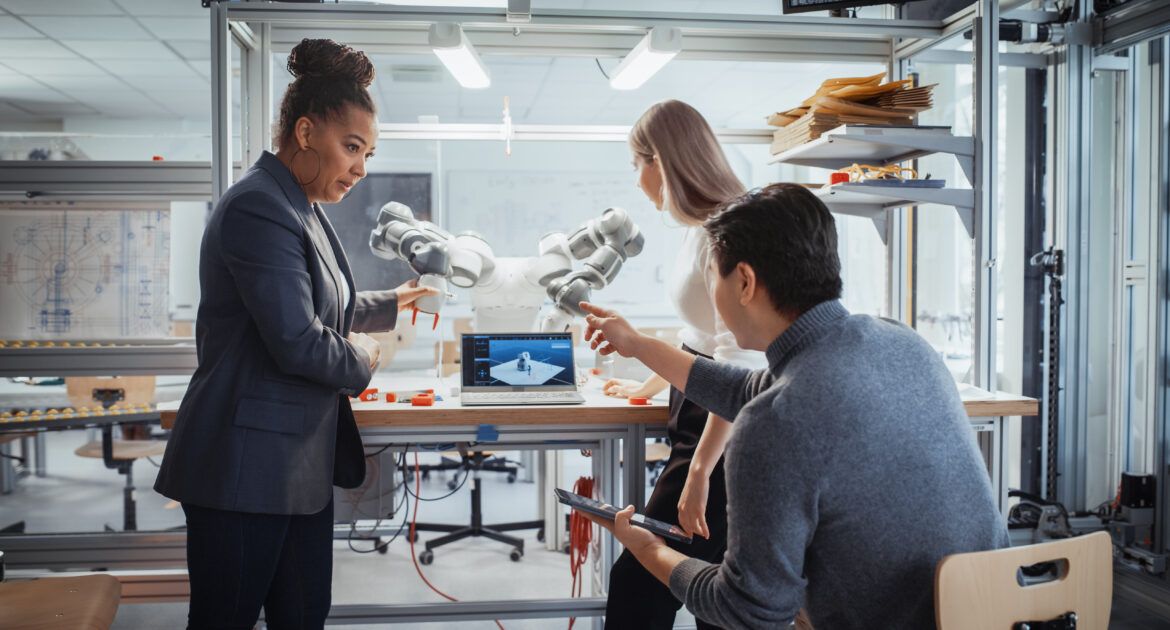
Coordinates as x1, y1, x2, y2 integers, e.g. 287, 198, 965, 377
462, 391, 585, 404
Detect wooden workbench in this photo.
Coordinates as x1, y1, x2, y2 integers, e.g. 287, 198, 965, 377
158, 380, 1037, 428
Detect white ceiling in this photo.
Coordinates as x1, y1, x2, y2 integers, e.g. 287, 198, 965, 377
0, 0, 879, 129
0, 0, 212, 121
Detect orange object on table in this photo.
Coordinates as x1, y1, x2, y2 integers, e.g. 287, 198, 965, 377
384, 392, 398, 403
829, 172, 850, 185
590, 368, 602, 375
411, 393, 435, 406
358, 388, 379, 402
628, 397, 650, 405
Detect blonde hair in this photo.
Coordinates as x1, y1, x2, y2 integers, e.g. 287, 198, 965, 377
629, 100, 745, 226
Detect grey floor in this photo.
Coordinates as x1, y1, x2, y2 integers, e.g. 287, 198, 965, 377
0, 430, 697, 629
3, 431, 1170, 629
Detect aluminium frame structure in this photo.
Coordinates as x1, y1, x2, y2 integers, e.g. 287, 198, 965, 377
206, 1, 1000, 625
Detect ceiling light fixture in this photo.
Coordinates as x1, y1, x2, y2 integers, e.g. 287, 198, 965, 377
429, 23, 490, 89
609, 27, 681, 91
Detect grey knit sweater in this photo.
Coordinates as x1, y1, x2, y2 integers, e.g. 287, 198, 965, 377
668, 300, 1008, 629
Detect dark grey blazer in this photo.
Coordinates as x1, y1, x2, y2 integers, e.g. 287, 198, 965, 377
154, 151, 398, 515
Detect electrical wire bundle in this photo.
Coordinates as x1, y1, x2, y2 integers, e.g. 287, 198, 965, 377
567, 476, 596, 630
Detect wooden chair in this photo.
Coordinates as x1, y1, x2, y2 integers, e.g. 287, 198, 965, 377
64, 375, 165, 531
935, 531, 1112, 629
74, 440, 167, 532
0, 574, 121, 630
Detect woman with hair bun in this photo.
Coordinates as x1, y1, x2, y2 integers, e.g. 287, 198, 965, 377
154, 39, 436, 629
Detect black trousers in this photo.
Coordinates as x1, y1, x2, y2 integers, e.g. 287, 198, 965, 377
183, 499, 334, 630
605, 346, 728, 630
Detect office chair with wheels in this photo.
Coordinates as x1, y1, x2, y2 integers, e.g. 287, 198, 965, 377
409, 448, 543, 564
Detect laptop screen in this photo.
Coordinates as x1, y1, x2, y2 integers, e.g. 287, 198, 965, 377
461, 333, 577, 391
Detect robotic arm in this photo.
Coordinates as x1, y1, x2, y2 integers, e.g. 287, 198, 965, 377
538, 207, 644, 331
368, 201, 495, 327
368, 202, 643, 333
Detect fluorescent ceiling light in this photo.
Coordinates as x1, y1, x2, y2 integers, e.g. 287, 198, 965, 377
368, 1, 505, 6
429, 23, 490, 89
609, 27, 681, 91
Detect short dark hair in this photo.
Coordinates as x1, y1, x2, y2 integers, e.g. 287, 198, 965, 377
704, 183, 843, 315
275, 39, 376, 150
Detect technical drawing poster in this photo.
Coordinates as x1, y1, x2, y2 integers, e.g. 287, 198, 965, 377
0, 209, 171, 339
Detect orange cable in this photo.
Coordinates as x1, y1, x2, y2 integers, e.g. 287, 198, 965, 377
408, 451, 506, 630
567, 476, 595, 630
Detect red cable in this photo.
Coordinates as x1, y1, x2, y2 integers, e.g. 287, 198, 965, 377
567, 476, 595, 630
409, 451, 505, 630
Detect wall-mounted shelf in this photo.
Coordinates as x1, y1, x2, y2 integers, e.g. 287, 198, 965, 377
770, 126, 977, 243
770, 125, 975, 183
816, 184, 974, 245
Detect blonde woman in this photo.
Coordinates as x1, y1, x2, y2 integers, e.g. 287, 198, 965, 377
601, 100, 763, 629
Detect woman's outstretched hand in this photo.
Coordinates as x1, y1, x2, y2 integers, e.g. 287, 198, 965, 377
393, 279, 441, 312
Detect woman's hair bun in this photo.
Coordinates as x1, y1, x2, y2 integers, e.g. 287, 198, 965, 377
287, 38, 375, 88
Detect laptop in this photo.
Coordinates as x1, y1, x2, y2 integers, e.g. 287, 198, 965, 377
460, 332, 586, 406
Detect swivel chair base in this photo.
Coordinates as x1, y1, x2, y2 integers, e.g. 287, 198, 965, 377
413, 477, 543, 564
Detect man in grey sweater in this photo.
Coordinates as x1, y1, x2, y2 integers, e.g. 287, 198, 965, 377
579, 183, 1008, 629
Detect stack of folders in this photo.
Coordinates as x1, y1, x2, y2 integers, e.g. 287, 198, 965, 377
768, 73, 936, 155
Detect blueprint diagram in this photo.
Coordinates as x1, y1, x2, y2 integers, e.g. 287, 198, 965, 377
0, 208, 171, 339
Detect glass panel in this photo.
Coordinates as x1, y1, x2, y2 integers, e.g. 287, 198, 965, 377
337, 0, 887, 18
911, 61, 975, 383
1083, 68, 1122, 508
274, 53, 887, 128
1119, 41, 1163, 478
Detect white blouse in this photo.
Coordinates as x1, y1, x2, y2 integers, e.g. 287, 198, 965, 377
666, 226, 766, 368
340, 274, 351, 314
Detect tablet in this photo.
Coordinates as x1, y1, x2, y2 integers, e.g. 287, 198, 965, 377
554, 488, 692, 544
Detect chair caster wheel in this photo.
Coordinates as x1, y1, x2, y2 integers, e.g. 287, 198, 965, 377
419, 550, 434, 565
536, 528, 545, 542
507, 473, 516, 483
447, 479, 458, 490
510, 548, 523, 562
407, 530, 419, 543
377, 540, 389, 554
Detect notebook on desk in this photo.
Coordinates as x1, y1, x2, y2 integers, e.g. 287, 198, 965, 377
459, 332, 586, 406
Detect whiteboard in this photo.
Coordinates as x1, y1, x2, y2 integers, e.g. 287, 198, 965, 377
444, 170, 687, 314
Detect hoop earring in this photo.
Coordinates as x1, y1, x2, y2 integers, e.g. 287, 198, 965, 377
291, 146, 322, 188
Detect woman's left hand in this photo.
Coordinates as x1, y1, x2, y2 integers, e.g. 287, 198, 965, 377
393, 279, 441, 312
578, 505, 665, 558
677, 469, 711, 540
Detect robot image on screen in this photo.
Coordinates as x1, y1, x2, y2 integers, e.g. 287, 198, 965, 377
368, 201, 645, 334
489, 346, 565, 386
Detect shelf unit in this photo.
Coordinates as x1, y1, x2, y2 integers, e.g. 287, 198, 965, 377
0, 341, 198, 377
0, 161, 242, 202
0, 160, 224, 375
770, 126, 975, 243
816, 184, 975, 245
